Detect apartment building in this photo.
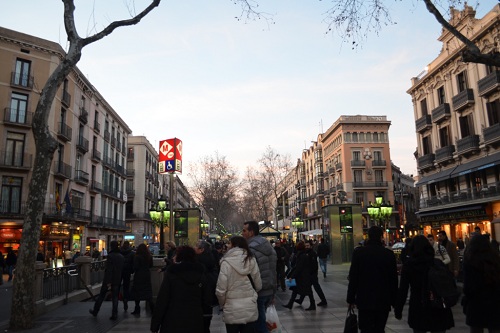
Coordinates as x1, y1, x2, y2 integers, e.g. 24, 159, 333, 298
0, 27, 130, 258
410, 4, 500, 241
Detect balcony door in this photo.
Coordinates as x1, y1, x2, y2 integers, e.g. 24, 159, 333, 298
1, 176, 22, 214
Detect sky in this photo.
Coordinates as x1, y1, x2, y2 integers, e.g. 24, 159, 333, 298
1, 0, 495, 185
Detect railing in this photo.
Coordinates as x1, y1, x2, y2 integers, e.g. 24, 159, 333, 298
62, 90, 71, 106
43, 265, 81, 300
93, 120, 100, 133
4, 107, 33, 126
351, 160, 366, 167
452, 88, 474, 112
415, 114, 432, 133
11, 71, 34, 89
57, 122, 72, 141
420, 184, 500, 209
431, 103, 451, 123
417, 153, 435, 170
54, 160, 72, 179
372, 160, 386, 167
352, 181, 388, 188
483, 123, 500, 145
435, 145, 455, 163
456, 134, 480, 155
478, 70, 500, 96
76, 136, 89, 153
79, 107, 88, 124
0, 150, 33, 169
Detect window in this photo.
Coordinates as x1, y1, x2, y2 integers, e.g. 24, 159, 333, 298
486, 99, 500, 126
352, 132, 358, 142
375, 170, 384, 183
422, 135, 432, 155
456, 71, 468, 92
373, 151, 382, 161
459, 114, 475, 138
420, 98, 428, 116
354, 170, 363, 183
14, 58, 31, 87
9, 93, 28, 124
355, 192, 364, 204
1, 176, 22, 214
373, 132, 379, 142
6, 132, 25, 167
439, 126, 450, 147
344, 133, 351, 142
353, 151, 361, 161
437, 86, 446, 105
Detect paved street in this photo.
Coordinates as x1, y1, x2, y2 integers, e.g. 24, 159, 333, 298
0, 263, 468, 333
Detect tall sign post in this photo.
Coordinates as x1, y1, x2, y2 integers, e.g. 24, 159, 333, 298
158, 138, 183, 243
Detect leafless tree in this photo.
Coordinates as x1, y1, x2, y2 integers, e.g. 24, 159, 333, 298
188, 152, 240, 235
10, 1, 162, 329
324, 0, 500, 66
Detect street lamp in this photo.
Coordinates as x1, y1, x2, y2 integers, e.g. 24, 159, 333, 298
292, 217, 304, 242
200, 219, 209, 239
367, 196, 393, 245
149, 196, 170, 254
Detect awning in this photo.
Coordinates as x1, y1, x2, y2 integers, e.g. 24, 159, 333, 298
415, 166, 457, 186
450, 152, 500, 177
299, 229, 323, 236
417, 205, 484, 217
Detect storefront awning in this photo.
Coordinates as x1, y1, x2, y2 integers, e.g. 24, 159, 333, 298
450, 152, 500, 177
415, 166, 457, 186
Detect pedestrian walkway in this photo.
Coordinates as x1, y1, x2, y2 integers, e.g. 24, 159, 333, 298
0, 263, 468, 333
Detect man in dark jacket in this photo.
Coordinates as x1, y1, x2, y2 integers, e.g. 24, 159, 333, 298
347, 226, 398, 333
120, 240, 135, 311
274, 240, 288, 292
316, 238, 330, 278
243, 221, 277, 333
195, 240, 218, 333
305, 240, 327, 306
89, 240, 124, 320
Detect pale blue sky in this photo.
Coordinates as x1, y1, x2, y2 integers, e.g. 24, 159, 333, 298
2, 1, 494, 183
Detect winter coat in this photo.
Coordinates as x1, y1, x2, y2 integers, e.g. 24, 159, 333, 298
440, 238, 460, 273
216, 247, 262, 324
132, 254, 153, 301
347, 241, 398, 311
120, 247, 135, 276
395, 255, 454, 331
463, 260, 500, 329
5, 251, 16, 266
150, 261, 211, 333
432, 242, 451, 265
287, 250, 313, 296
103, 249, 124, 287
197, 249, 218, 306
317, 242, 330, 259
247, 235, 277, 297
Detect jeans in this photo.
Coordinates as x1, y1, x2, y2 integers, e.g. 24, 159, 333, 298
318, 258, 327, 274
8, 265, 15, 281
255, 295, 273, 333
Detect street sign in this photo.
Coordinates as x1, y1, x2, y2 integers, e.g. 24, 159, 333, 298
158, 138, 182, 174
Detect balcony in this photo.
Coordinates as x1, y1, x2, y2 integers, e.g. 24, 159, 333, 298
3, 108, 33, 127
351, 160, 366, 167
10, 72, 34, 90
74, 169, 89, 185
76, 136, 89, 153
417, 153, 435, 171
415, 114, 432, 133
54, 160, 72, 179
126, 187, 135, 198
90, 180, 102, 193
431, 103, 451, 123
456, 134, 480, 156
121, 142, 126, 154
104, 130, 110, 142
352, 181, 388, 188
79, 107, 88, 124
0, 151, 32, 171
372, 160, 387, 167
62, 90, 71, 107
91, 149, 101, 162
435, 145, 455, 165
126, 169, 135, 178
336, 184, 344, 190
0, 200, 25, 216
111, 137, 116, 147
57, 122, 72, 142
483, 123, 500, 147
452, 88, 474, 112
328, 167, 335, 175
478, 71, 500, 97
116, 139, 122, 152
335, 162, 342, 170
102, 155, 113, 169
127, 151, 134, 161
93, 120, 100, 134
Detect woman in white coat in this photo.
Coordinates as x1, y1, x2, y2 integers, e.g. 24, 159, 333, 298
216, 235, 262, 333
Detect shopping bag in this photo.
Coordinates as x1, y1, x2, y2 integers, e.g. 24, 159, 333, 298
343, 307, 358, 333
266, 304, 282, 333
285, 279, 296, 288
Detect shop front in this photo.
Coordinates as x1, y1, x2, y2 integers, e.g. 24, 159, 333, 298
0, 228, 22, 254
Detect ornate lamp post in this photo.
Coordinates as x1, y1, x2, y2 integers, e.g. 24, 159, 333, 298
367, 195, 393, 245
149, 196, 170, 255
292, 217, 304, 242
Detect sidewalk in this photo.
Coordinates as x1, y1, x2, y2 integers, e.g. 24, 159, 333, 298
1, 263, 468, 333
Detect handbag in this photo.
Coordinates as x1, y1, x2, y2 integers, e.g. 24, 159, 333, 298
285, 279, 296, 288
343, 307, 358, 333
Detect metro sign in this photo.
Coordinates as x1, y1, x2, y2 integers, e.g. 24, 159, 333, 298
158, 138, 182, 174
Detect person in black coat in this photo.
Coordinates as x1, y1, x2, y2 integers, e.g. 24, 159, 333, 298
195, 240, 218, 333
131, 243, 154, 316
347, 226, 398, 333
395, 235, 454, 332
462, 234, 500, 332
150, 245, 212, 333
283, 240, 315, 310
5, 250, 16, 281
89, 241, 124, 320
120, 241, 135, 311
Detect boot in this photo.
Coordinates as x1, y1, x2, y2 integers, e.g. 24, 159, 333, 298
131, 303, 141, 315
305, 295, 316, 311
